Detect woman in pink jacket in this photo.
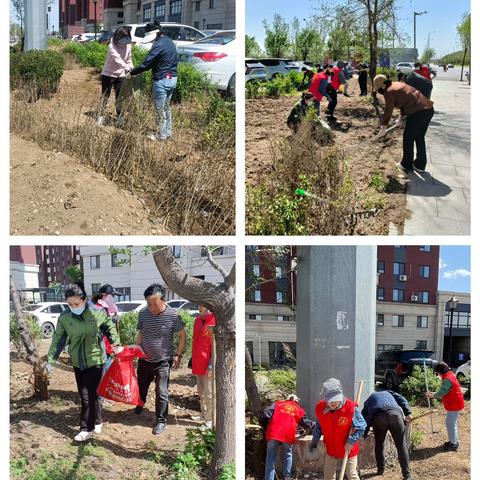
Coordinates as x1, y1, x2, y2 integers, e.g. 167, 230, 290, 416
97, 27, 134, 126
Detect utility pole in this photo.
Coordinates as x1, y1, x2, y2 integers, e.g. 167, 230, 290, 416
413, 11, 427, 59
25, 0, 47, 50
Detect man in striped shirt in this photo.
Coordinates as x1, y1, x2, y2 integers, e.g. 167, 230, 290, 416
135, 283, 186, 435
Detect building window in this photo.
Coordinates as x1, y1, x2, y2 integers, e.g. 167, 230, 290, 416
417, 316, 428, 328
419, 265, 430, 278
170, 0, 182, 15
275, 266, 282, 278
172, 246, 181, 258
143, 3, 152, 21
269, 342, 296, 367
91, 283, 101, 294
253, 264, 260, 276
111, 253, 128, 267
393, 262, 405, 275
248, 314, 262, 320
377, 261, 385, 274
90, 255, 100, 269
377, 287, 385, 301
209, 0, 215, 8
392, 289, 405, 302
392, 315, 404, 327
254, 290, 261, 302
277, 315, 290, 321
377, 314, 384, 326
420, 291, 429, 303
416, 340, 427, 350
154, 0, 166, 18
420, 246, 431, 252
206, 23, 223, 29
276, 291, 283, 303
195, 0, 200, 10
115, 287, 131, 301
377, 343, 403, 356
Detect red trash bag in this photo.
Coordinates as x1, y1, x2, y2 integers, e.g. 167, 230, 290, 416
97, 345, 146, 406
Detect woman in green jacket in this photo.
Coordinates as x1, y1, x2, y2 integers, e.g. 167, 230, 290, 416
46, 283, 123, 442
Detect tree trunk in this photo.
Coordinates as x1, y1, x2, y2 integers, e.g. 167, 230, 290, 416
151, 248, 236, 478
460, 47, 467, 81
245, 347, 264, 421
10, 276, 49, 400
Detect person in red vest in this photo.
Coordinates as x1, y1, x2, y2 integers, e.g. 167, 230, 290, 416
426, 361, 465, 451
310, 378, 366, 480
414, 62, 432, 81
303, 67, 333, 116
324, 63, 347, 119
191, 305, 216, 429
262, 394, 314, 480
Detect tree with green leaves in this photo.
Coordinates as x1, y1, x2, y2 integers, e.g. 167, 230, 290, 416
291, 18, 324, 61
263, 14, 291, 58
457, 12, 470, 84
420, 47, 436, 65
246, 35, 263, 58
64, 265, 83, 283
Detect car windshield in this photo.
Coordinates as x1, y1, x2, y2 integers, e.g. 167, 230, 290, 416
401, 351, 435, 361
194, 31, 235, 45
117, 303, 142, 312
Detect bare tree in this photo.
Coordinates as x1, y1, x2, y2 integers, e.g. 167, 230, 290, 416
11, 0, 25, 33
151, 246, 235, 479
245, 346, 264, 421
10, 276, 49, 400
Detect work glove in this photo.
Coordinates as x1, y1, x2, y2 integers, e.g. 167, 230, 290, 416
309, 442, 318, 452
375, 125, 387, 139
130, 67, 141, 76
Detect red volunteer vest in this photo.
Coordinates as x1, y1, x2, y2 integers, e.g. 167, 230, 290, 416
330, 66, 342, 90
417, 66, 432, 80
315, 398, 359, 459
308, 72, 329, 101
266, 400, 305, 444
191, 313, 216, 375
441, 371, 465, 411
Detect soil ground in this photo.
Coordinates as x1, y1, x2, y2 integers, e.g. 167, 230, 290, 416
246, 79, 408, 235
10, 339, 204, 479
10, 135, 165, 235
246, 402, 471, 479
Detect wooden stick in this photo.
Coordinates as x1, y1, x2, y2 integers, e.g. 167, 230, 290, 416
339, 381, 364, 479
411, 409, 438, 422
423, 360, 435, 434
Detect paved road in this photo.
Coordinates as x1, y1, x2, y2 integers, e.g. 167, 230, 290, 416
403, 67, 470, 235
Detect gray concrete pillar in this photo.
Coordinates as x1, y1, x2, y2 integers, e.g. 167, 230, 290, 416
296, 246, 377, 418
24, 0, 47, 51
123, 0, 139, 24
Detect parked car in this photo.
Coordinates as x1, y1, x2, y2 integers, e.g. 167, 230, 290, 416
124, 22, 206, 49
177, 30, 236, 97
455, 360, 471, 383
116, 300, 147, 316
395, 62, 415, 74
375, 349, 437, 389
166, 299, 199, 316
245, 60, 267, 83
22, 302, 69, 338
255, 58, 299, 80
448, 64, 454, 69
71, 33, 96, 43
97, 30, 114, 45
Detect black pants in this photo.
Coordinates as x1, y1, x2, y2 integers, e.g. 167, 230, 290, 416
325, 85, 337, 116
401, 108, 434, 170
372, 410, 410, 478
100, 75, 124, 115
73, 365, 103, 432
358, 73, 368, 95
137, 359, 171, 424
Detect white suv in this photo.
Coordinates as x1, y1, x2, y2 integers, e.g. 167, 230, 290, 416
124, 23, 206, 49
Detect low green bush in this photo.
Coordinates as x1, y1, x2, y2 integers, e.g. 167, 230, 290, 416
174, 62, 214, 102
377, 66, 397, 79
201, 92, 235, 149
246, 71, 304, 99
218, 463, 236, 480
62, 42, 107, 72
400, 365, 441, 407
10, 49, 64, 99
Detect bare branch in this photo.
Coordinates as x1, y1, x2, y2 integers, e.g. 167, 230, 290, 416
203, 246, 229, 282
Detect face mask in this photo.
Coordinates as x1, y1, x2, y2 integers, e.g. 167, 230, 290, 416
105, 294, 118, 314
70, 305, 85, 316
118, 37, 131, 46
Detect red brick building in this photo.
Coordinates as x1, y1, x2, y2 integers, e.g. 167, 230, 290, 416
60, 0, 104, 38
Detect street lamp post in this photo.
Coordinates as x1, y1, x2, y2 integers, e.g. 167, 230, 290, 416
413, 10, 427, 57
447, 296, 458, 367
93, 0, 98, 42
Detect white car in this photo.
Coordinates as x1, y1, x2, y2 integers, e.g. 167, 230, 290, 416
177, 30, 236, 97
124, 23, 206, 49
166, 299, 200, 316
116, 300, 147, 316
456, 360, 471, 383
395, 62, 415, 74
22, 302, 69, 338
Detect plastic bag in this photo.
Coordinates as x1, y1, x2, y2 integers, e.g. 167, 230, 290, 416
97, 345, 146, 406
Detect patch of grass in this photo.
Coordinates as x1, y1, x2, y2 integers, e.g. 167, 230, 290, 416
370, 172, 387, 192
10, 457, 29, 476
49, 395, 67, 407
218, 463, 236, 480
410, 430, 423, 450
81, 442, 108, 459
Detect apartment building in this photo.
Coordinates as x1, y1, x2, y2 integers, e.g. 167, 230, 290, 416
376, 245, 441, 357
10, 246, 40, 292
80, 245, 235, 300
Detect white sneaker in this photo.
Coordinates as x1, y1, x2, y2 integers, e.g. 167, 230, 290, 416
74, 431, 93, 442
94, 423, 102, 434
147, 133, 158, 141
96, 116, 105, 127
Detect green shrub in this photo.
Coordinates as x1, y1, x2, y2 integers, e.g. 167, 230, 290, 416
173, 62, 214, 102
118, 311, 139, 346
254, 368, 297, 404
62, 42, 107, 72
177, 310, 195, 356
369, 172, 386, 192
400, 365, 441, 407
410, 430, 423, 450
218, 463, 236, 480
201, 92, 235, 149
10, 49, 64, 99
245, 80, 265, 99
48, 38, 66, 48
376, 66, 397, 79
10, 312, 43, 354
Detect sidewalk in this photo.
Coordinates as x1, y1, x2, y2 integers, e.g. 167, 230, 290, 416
402, 74, 470, 235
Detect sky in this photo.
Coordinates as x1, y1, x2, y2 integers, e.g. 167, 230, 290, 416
10, 1, 60, 34
438, 246, 471, 293
246, 0, 470, 58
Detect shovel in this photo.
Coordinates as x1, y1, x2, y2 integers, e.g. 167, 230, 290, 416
423, 359, 436, 434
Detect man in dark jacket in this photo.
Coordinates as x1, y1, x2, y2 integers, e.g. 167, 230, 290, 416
362, 390, 413, 480
131, 28, 178, 140
287, 92, 315, 131
397, 71, 433, 99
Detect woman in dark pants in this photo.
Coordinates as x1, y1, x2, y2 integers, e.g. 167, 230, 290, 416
373, 74, 434, 173
46, 283, 122, 442
358, 64, 368, 96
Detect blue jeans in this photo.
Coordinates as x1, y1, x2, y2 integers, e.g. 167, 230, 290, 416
446, 410, 460, 444
264, 440, 293, 480
152, 76, 177, 140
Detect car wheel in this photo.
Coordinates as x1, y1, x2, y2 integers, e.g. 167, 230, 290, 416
42, 322, 55, 338
457, 373, 466, 384
386, 373, 395, 390
227, 73, 236, 98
